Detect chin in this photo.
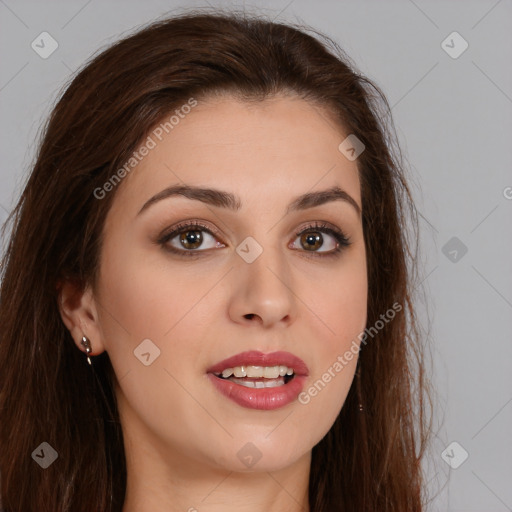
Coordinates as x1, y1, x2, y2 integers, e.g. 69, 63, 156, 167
203, 434, 311, 473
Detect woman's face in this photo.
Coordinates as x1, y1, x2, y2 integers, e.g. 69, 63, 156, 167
91, 94, 367, 474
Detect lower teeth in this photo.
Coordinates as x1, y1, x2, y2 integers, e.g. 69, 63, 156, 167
227, 376, 287, 388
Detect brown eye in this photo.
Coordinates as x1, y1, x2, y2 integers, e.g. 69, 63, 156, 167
290, 221, 351, 258
300, 232, 323, 251
158, 221, 225, 256
179, 230, 203, 250
292, 229, 339, 253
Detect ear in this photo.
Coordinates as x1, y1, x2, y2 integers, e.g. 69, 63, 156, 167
56, 277, 106, 357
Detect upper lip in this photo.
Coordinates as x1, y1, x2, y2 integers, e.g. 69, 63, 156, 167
207, 350, 309, 376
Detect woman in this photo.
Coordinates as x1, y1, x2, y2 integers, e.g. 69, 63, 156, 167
0, 9, 432, 511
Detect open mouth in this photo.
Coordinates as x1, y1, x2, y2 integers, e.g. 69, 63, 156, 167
207, 353, 308, 410
213, 365, 295, 388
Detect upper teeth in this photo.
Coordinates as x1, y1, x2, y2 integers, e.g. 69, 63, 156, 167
220, 365, 294, 379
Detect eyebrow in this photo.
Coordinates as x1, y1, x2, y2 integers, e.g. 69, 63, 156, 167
137, 184, 361, 217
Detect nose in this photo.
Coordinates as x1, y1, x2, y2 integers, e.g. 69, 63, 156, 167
227, 247, 297, 328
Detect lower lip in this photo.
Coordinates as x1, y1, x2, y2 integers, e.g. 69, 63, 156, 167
207, 373, 307, 410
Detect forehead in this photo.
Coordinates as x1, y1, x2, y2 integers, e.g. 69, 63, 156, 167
111, 94, 361, 216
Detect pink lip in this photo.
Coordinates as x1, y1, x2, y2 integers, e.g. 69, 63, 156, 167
206, 350, 309, 411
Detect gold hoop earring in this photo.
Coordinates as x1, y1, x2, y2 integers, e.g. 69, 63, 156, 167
80, 335, 93, 366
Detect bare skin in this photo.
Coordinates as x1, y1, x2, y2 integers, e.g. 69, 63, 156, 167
58, 93, 367, 511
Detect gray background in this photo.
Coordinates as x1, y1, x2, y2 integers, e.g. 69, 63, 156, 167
1, 1, 511, 510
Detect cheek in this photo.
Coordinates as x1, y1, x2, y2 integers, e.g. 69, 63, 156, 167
296, 251, 367, 422
305, 250, 368, 346
96, 244, 220, 342
95, 241, 222, 401
95, 246, 222, 450
295, 288, 365, 448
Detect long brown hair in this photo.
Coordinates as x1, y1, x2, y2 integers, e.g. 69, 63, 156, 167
0, 9, 432, 511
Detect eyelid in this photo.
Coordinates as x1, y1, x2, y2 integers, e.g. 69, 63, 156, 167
294, 219, 346, 238
158, 220, 222, 241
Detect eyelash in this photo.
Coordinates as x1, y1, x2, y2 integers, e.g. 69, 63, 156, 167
157, 220, 351, 259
